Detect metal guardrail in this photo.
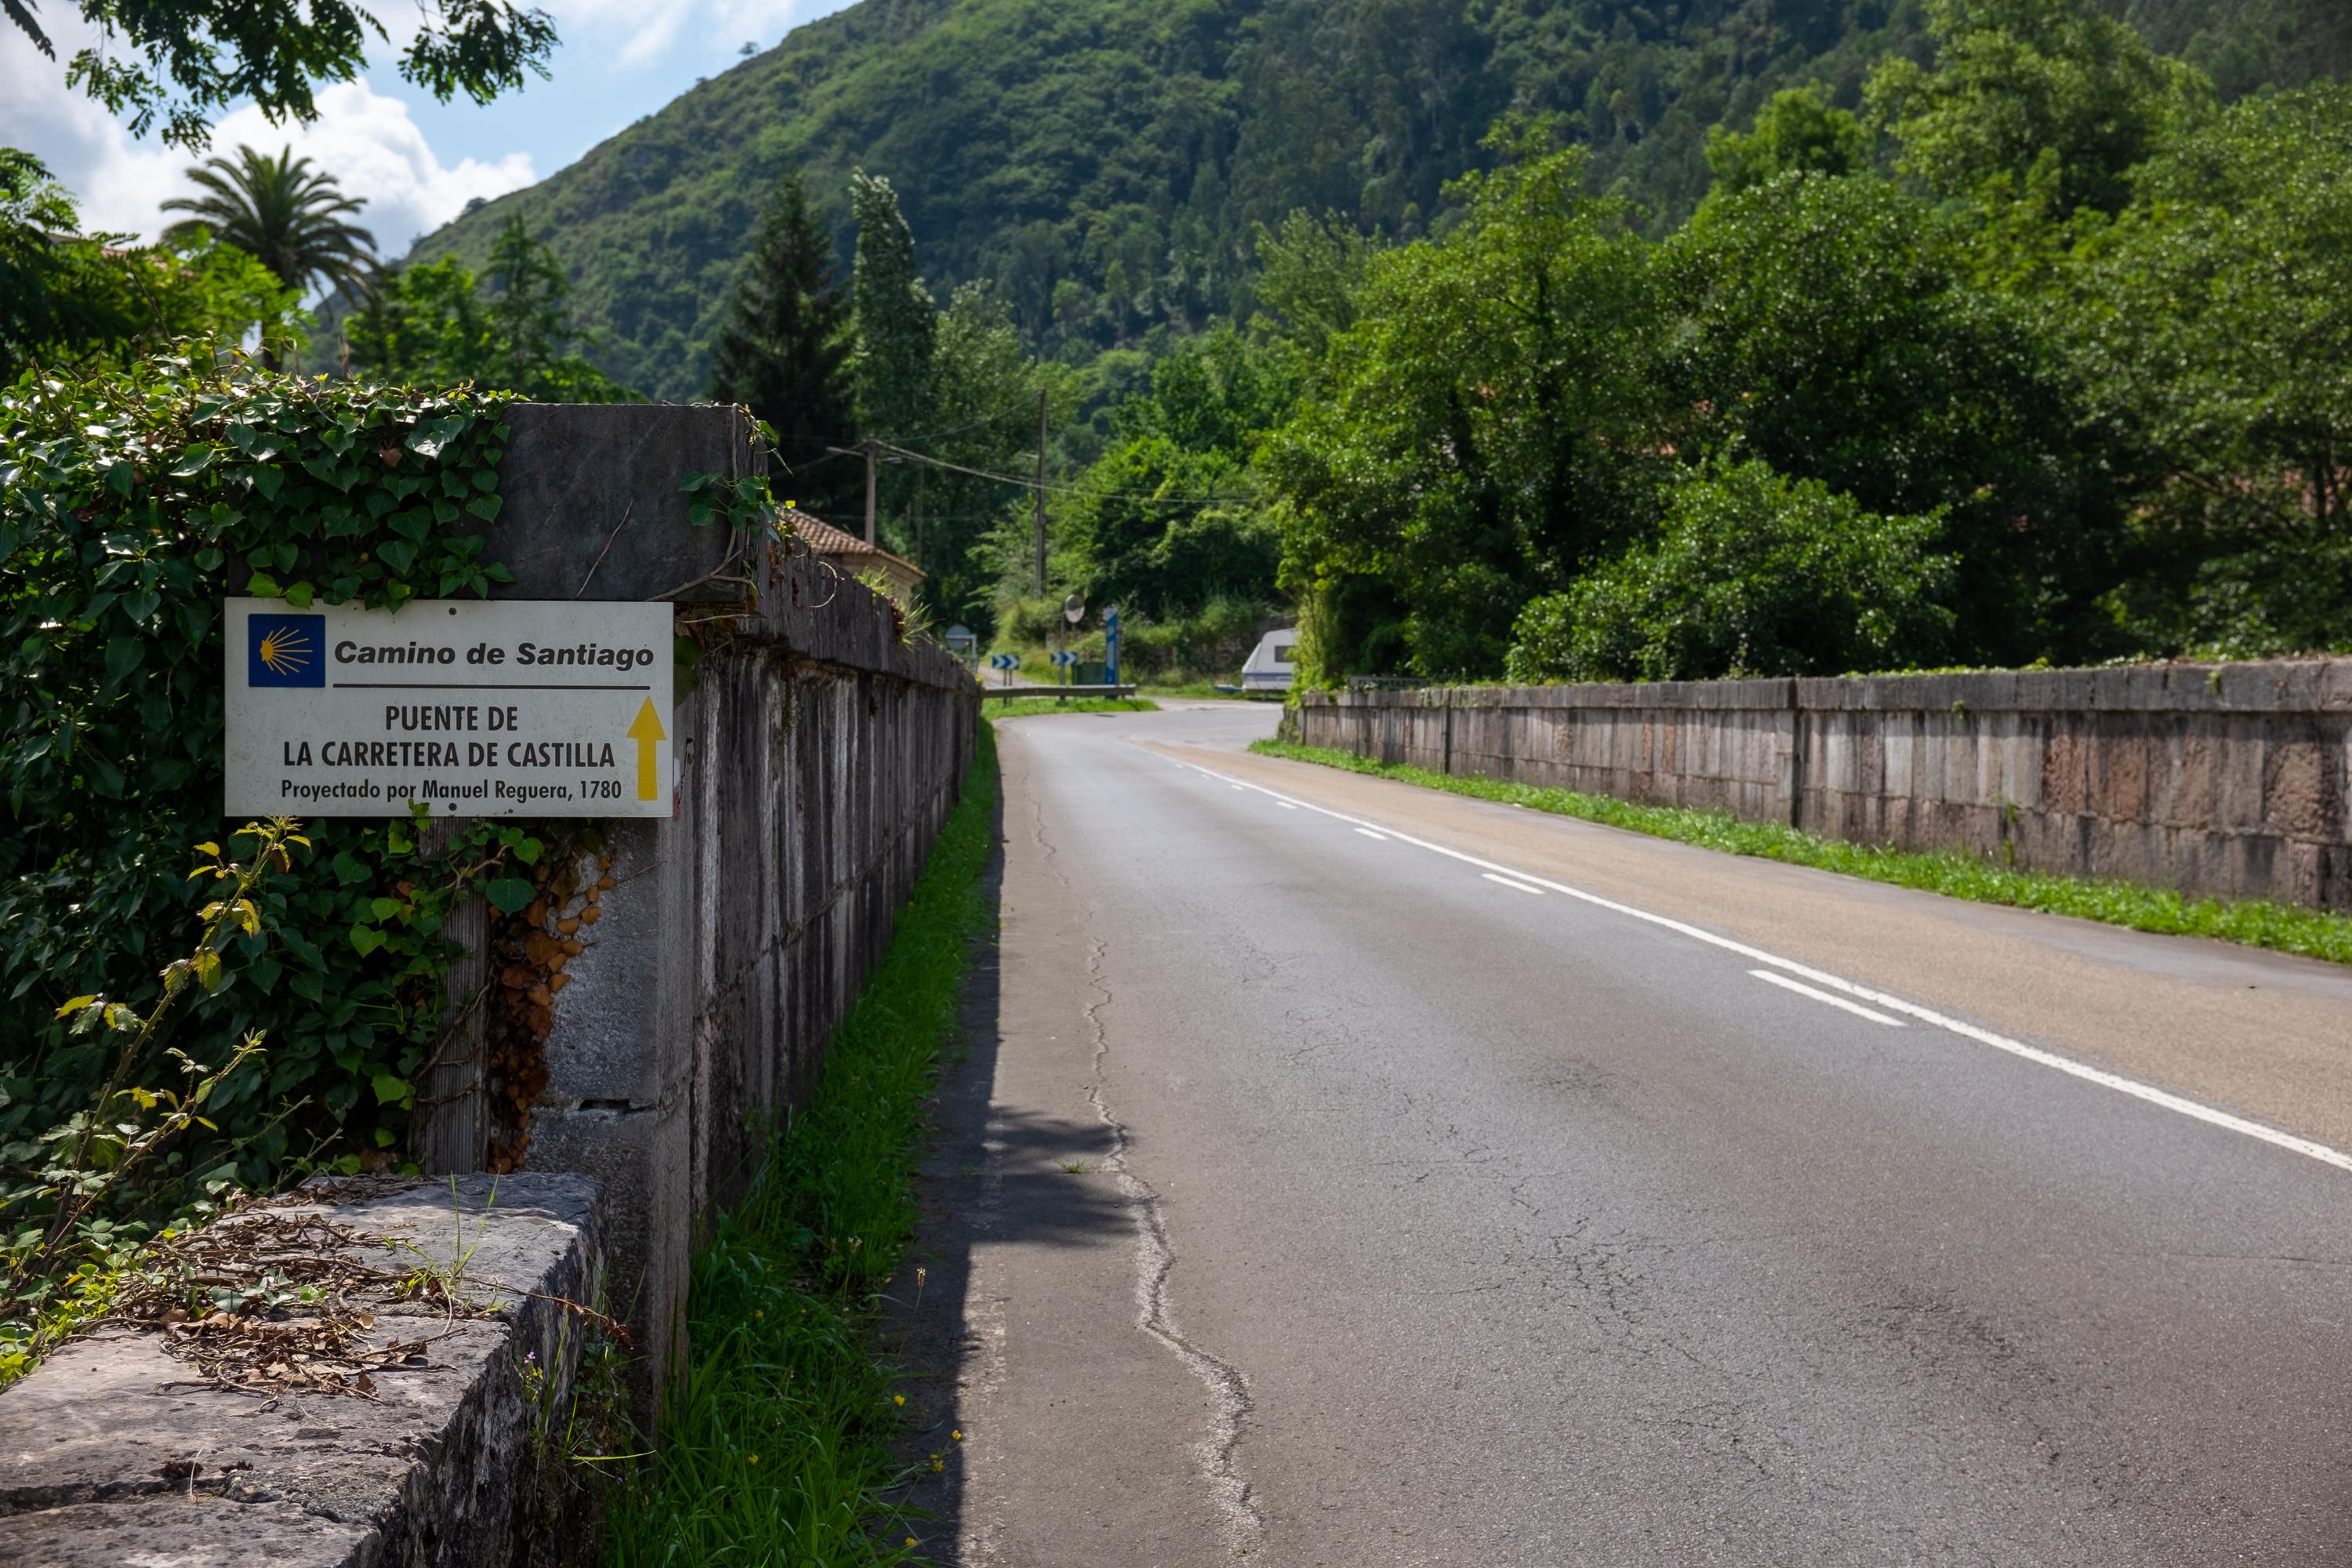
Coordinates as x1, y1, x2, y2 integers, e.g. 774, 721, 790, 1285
981, 684, 1139, 700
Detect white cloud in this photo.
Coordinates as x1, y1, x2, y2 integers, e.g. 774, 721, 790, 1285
1, 26, 532, 255
0, 0, 853, 261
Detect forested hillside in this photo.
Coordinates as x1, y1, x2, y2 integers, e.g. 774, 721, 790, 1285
398, 0, 2347, 403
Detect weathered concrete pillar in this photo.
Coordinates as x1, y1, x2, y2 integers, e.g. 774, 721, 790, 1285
411, 403, 979, 1425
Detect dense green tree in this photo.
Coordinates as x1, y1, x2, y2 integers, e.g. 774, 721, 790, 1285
1249, 210, 1375, 356
477, 218, 629, 401
131, 234, 302, 359
1264, 136, 1671, 678
345, 219, 630, 400
1504, 458, 1957, 683
2, 151, 141, 379
898, 281, 1062, 626
343, 258, 485, 384
9, 0, 557, 150
387, 0, 2343, 404
1062, 437, 1271, 620
2, 148, 292, 381
1060, 327, 1294, 619
848, 169, 941, 550
1865, 0, 2212, 216
162, 146, 376, 367
1667, 170, 2107, 662
850, 170, 937, 443
707, 173, 858, 519
1700, 86, 1869, 201
2071, 83, 2352, 653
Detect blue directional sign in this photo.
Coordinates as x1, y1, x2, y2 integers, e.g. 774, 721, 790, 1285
988, 652, 1022, 670
1049, 650, 1080, 666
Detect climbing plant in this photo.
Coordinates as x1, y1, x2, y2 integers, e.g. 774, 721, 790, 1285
0, 346, 546, 1192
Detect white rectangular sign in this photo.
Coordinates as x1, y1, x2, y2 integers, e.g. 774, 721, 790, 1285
223, 597, 674, 818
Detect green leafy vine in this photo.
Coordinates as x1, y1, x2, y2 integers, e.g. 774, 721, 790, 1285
0, 347, 539, 1193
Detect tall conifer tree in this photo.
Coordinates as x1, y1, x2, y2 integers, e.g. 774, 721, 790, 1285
849, 169, 937, 443
848, 169, 938, 553
709, 172, 857, 519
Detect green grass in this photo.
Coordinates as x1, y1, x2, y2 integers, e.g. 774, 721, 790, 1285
1134, 680, 1245, 699
985, 695, 1159, 717
1250, 738, 2352, 967
603, 726, 1000, 1567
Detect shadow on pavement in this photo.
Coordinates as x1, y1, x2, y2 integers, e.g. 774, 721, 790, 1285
880, 780, 1129, 1562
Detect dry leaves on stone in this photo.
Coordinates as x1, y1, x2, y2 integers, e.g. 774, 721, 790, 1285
109, 1209, 485, 1402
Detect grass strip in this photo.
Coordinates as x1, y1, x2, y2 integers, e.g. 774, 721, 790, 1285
603, 724, 1000, 1566
985, 695, 1159, 717
1250, 737, 2352, 967
1134, 680, 1246, 700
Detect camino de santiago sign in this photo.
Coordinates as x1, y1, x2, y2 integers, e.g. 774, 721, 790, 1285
223, 597, 674, 818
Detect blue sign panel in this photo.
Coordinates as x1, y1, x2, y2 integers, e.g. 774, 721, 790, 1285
247, 612, 327, 688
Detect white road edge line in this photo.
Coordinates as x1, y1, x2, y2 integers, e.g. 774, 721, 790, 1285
1750, 968, 1904, 1027
1354, 827, 1390, 841
1482, 873, 1544, 895
1162, 749, 2352, 1178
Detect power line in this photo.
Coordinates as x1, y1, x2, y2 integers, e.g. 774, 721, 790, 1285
882, 441, 1237, 506
895, 391, 1051, 447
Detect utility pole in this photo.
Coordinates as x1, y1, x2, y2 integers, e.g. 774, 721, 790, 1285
1034, 388, 1048, 595
862, 436, 879, 546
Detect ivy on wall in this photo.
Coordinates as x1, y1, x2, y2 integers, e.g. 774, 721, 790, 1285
0, 350, 545, 1188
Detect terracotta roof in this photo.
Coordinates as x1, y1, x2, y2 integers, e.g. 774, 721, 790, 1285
785, 510, 924, 579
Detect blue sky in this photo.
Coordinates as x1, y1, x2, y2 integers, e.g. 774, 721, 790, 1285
3, 0, 853, 254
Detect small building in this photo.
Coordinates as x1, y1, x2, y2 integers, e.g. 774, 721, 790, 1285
786, 510, 926, 604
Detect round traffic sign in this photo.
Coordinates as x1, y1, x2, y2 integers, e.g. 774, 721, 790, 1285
1062, 592, 1086, 625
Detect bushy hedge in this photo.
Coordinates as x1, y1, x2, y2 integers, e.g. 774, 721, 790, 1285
0, 350, 543, 1191
1504, 458, 1956, 684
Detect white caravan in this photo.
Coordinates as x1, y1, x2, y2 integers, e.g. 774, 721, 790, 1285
1240, 627, 1299, 696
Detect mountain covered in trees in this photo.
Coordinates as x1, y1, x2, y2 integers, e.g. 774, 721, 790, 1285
397, 0, 2347, 404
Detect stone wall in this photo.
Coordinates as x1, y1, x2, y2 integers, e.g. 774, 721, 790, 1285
1292, 660, 2352, 912
408, 405, 980, 1416
0, 1176, 604, 1568
0, 406, 978, 1566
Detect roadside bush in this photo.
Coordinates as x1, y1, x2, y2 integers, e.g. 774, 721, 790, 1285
1505, 458, 1957, 683
0, 348, 539, 1206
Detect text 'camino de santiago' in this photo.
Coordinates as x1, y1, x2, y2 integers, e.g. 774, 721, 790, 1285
223, 600, 676, 819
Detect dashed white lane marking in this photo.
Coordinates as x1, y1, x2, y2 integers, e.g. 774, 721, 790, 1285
1276, 801, 1298, 810
1751, 967, 1905, 1027
1355, 827, 1389, 841
1156, 750, 2352, 1179
1483, 873, 1544, 895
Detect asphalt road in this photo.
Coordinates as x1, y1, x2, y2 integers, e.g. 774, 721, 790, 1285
905, 701, 2352, 1566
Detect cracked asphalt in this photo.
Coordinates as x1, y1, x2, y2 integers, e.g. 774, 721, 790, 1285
906, 702, 2352, 1566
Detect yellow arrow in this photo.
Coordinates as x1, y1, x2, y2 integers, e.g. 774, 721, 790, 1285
626, 698, 666, 801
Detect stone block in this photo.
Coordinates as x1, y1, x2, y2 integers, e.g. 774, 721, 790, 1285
2262, 735, 2328, 838
0, 1176, 603, 1568
2089, 726, 2153, 823
487, 404, 754, 604
2214, 727, 2270, 831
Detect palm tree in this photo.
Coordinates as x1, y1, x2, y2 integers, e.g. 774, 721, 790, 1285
162, 145, 377, 366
